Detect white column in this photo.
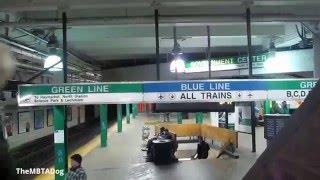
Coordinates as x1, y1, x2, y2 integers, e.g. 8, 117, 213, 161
210, 112, 219, 127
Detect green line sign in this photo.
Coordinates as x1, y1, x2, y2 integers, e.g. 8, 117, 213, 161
18, 83, 143, 106
19, 83, 142, 96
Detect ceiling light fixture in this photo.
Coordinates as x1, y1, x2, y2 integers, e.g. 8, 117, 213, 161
170, 26, 185, 73
264, 41, 277, 71
44, 33, 62, 71
269, 41, 276, 58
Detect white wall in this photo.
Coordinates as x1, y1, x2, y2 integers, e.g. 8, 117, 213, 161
103, 49, 314, 81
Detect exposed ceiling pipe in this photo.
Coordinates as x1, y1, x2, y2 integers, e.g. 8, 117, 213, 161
13, 27, 101, 68
0, 20, 100, 70
10, 46, 44, 60
0, 35, 101, 79
0, 35, 47, 56
2, 1, 320, 12
16, 61, 43, 71
0, 30, 99, 71
1, 14, 320, 28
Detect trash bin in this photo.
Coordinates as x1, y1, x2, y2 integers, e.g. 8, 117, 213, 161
152, 139, 173, 165
142, 126, 150, 140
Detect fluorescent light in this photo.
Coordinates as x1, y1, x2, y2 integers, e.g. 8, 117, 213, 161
170, 56, 186, 73
44, 55, 62, 71
178, 158, 192, 161
264, 53, 291, 73
264, 56, 276, 71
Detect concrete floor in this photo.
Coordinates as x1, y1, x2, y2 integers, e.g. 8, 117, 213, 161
82, 114, 266, 180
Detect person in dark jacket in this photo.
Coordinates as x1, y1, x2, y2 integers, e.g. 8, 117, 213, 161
194, 136, 210, 159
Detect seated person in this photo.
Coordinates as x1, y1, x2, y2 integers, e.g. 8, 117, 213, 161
162, 129, 178, 162
158, 127, 166, 137
159, 129, 173, 140
193, 136, 210, 159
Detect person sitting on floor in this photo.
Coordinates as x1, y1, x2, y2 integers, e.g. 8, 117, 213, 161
193, 136, 210, 159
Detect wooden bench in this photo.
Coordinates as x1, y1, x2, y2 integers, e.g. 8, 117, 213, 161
155, 123, 239, 159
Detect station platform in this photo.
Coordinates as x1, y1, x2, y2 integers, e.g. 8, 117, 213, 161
81, 114, 266, 180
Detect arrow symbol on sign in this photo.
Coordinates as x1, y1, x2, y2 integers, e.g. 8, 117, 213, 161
158, 94, 165, 100
248, 93, 253, 98
169, 93, 176, 100
236, 92, 242, 98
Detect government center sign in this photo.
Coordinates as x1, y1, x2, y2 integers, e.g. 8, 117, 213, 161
184, 53, 270, 73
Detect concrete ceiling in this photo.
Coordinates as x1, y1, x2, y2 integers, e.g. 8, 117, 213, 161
0, 0, 318, 68
52, 24, 284, 61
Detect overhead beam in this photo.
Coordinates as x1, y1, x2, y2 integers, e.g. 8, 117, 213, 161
1, 14, 320, 28
2, 1, 320, 12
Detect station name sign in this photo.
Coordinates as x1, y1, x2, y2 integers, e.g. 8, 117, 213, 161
18, 79, 318, 106
184, 53, 270, 73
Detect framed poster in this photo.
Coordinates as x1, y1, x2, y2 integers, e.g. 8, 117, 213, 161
71, 106, 78, 124
34, 109, 44, 129
4, 113, 13, 137
67, 106, 72, 121
47, 109, 54, 127
18, 111, 32, 134
236, 103, 252, 133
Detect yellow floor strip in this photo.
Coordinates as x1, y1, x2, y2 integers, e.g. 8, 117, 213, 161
34, 123, 118, 180
144, 119, 175, 125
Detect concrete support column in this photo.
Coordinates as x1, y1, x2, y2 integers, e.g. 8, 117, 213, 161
314, 35, 320, 78
126, 104, 130, 124
117, 104, 122, 133
99, 104, 108, 147
210, 112, 219, 127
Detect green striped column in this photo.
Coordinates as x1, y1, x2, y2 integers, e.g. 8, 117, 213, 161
117, 104, 122, 133
131, 104, 136, 119
264, 99, 271, 114
53, 106, 68, 180
99, 104, 108, 147
126, 104, 130, 124
177, 112, 182, 124
133, 104, 138, 117
196, 112, 203, 124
